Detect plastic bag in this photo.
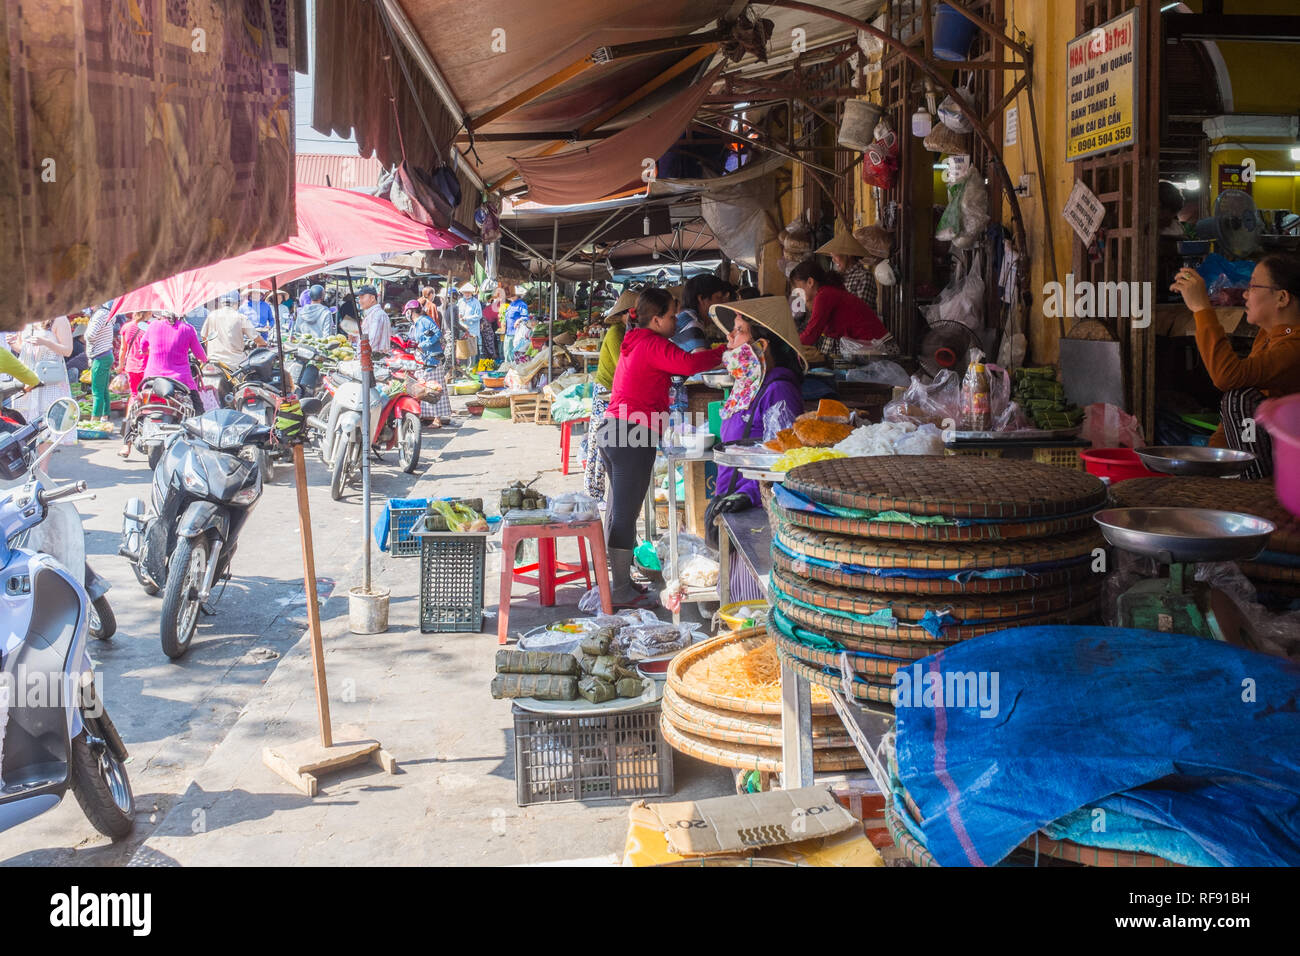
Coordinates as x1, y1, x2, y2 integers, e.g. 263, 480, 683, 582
922, 252, 985, 331
763, 402, 797, 441
655, 532, 716, 570
1194, 563, 1300, 659
893, 423, 945, 455
884, 370, 961, 428
547, 492, 599, 522
954, 172, 989, 249
937, 80, 975, 133
1082, 402, 1145, 448
935, 179, 966, 242
679, 553, 720, 589
994, 399, 1030, 432
845, 360, 910, 387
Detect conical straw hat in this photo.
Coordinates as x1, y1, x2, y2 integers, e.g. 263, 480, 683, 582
709, 297, 809, 370
816, 228, 870, 260
604, 290, 639, 318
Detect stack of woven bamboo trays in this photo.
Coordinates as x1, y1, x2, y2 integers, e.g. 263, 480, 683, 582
1109, 476, 1300, 600
769, 456, 1108, 705
659, 628, 865, 774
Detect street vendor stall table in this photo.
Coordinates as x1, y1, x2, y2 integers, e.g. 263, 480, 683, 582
661, 443, 718, 624
568, 349, 601, 375
716, 509, 773, 604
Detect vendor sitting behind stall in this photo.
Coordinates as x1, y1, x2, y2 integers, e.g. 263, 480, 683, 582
1171, 253, 1300, 478
704, 296, 807, 538
790, 259, 887, 354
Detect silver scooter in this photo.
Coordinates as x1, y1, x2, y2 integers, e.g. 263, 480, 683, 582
0, 399, 133, 839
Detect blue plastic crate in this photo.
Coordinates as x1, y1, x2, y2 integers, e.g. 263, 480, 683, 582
384, 498, 430, 557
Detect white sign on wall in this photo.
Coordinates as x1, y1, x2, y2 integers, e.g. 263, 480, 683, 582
1004, 105, 1019, 147
1063, 180, 1106, 245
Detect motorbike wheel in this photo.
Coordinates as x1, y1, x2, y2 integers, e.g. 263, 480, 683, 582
329, 437, 352, 501
147, 444, 163, 470
397, 412, 422, 473
160, 536, 208, 659
88, 595, 117, 640
69, 724, 134, 840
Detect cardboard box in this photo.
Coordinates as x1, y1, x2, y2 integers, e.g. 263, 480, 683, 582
649, 786, 858, 857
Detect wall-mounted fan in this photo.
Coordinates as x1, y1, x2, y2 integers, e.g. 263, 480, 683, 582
919, 320, 982, 377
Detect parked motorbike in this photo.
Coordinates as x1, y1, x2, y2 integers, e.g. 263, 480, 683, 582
125, 376, 196, 469
119, 408, 274, 659
313, 362, 422, 501
0, 398, 133, 840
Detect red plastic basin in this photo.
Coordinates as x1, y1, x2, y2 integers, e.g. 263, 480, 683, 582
1080, 447, 1162, 483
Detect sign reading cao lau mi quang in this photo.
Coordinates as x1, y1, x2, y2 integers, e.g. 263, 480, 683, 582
1066, 8, 1138, 162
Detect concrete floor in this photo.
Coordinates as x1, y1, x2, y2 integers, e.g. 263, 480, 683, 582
0, 403, 733, 867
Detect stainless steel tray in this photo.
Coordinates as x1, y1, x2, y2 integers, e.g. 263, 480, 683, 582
949, 427, 1082, 441
713, 441, 782, 470
1134, 445, 1255, 477
1093, 507, 1274, 563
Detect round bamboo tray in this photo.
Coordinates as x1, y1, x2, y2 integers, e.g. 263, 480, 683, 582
782, 506, 1101, 543
885, 804, 940, 867
785, 456, 1106, 519
661, 683, 853, 750
777, 650, 896, 705
772, 630, 909, 682
478, 392, 515, 408
659, 714, 865, 773
776, 594, 1102, 644
774, 517, 1103, 572
667, 628, 837, 717
771, 564, 1101, 623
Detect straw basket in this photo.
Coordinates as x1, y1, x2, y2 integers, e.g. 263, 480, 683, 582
838, 99, 883, 151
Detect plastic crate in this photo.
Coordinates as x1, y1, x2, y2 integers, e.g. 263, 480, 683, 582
512, 704, 674, 806
1031, 447, 1084, 471
418, 531, 487, 632
385, 498, 429, 557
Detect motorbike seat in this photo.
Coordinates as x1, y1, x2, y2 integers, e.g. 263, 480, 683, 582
142, 377, 190, 401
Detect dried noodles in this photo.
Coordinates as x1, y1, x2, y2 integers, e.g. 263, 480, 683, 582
685, 638, 832, 704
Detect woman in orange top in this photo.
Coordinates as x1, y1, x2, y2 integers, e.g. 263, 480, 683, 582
1171, 253, 1300, 478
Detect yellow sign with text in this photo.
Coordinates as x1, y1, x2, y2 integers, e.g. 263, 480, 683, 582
1066, 9, 1138, 162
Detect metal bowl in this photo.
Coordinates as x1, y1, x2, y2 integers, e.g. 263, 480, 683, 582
1094, 507, 1274, 563
700, 371, 734, 389
1134, 445, 1256, 477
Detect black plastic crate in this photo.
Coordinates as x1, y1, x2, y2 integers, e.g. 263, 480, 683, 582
512, 704, 674, 806
418, 531, 487, 632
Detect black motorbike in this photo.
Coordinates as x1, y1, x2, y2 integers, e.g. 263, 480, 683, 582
119, 408, 273, 659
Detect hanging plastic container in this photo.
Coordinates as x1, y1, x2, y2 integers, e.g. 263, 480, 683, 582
838, 99, 883, 151
1255, 394, 1300, 517
933, 3, 979, 61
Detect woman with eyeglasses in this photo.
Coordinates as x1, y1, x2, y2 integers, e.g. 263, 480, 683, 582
1171, 252, 1300, 478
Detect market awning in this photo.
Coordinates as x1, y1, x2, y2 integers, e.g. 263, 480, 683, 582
1, 0, 300, 328
110, 186, 460, 316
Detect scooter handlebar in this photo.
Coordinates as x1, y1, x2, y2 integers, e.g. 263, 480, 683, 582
39, 481, 87, 505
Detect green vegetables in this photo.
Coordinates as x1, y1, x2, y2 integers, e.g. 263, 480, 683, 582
1012, 367, 1083, 430
425, 499, 488, 532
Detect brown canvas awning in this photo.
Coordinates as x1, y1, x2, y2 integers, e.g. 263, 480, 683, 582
0, 0, 299, 326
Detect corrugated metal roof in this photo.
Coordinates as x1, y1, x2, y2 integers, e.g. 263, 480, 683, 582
295, 153, 384, 189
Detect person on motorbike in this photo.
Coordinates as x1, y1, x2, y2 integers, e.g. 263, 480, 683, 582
202, 291, 266, 404
410, 300, 450, 427
294, 284, 335, 339
140, 310, 206, 394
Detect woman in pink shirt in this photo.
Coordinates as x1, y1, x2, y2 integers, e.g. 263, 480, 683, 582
140, 311, 206, 391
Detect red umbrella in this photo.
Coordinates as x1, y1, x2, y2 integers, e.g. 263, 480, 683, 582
110, 185, 460, 316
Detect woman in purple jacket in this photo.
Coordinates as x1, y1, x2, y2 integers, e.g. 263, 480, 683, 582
707, 299, 807, 510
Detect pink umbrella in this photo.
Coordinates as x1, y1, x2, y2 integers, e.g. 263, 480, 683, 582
111, 185, 460, 316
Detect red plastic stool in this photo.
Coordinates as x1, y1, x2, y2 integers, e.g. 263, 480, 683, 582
559, 416, 590, 475
498, 518, 612, 644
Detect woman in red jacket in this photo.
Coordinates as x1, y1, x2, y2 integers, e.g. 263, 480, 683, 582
790, 259, 887, 354
597, 288, 725, 606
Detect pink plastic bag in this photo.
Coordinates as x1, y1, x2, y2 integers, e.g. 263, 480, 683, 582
1082, 403, 1144, 448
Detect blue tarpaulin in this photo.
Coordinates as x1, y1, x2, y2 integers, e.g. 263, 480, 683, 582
895, 625, 1300, 867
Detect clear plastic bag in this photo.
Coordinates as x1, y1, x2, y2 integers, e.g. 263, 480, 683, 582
547, 492, 600, 522
1194, 563, 1300, 659
763, 402, 796, 441
935, 179, 966, 241
953, 172, 989, 249
656, 532, 717, 569
884, 369, 961, 428
922, 252, 985, 331
845, 360, 910, 387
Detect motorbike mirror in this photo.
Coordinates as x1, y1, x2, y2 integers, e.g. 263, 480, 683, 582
339, 317, 360, 337
44, 397, 80, 435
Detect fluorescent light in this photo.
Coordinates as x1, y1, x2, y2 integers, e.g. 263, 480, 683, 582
1256, 170, 1300, 177
1291, 146, 1300, 160
1160, 2, 1182, 11
1182, 178, 1200, 192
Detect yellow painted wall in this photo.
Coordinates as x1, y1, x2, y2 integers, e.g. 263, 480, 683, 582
1183, 0, 1300, 113
1208, 148, 1299, 213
